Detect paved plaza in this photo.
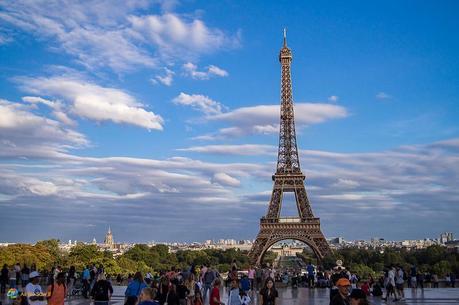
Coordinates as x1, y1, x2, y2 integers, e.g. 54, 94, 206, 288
3, 286, 458, 305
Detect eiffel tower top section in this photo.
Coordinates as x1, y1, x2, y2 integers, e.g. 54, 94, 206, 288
276, 29, 302, 176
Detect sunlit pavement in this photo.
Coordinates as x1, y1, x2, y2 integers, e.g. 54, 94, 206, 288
3, 286, 459, 305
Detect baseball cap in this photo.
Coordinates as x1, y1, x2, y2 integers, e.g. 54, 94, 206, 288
29, 271, 40, 278
336, 278, 351, 286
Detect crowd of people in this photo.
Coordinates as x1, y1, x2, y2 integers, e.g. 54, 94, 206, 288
1, 261, 458, 305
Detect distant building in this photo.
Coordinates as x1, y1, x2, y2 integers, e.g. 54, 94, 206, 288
104, 226, 114, 249
440, 232, 454, 244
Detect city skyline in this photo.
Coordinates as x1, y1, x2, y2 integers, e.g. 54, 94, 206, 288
1, 1, 459, 243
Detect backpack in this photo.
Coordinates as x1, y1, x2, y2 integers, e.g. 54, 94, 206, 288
93, 282, 107, 300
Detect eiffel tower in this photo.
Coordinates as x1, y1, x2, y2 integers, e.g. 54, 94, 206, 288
248, 30, 331, 266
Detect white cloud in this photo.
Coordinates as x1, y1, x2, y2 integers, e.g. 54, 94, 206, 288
128, 14, 239, 58
17, 76, 164, 130
178, 144, 276, 156
172, 92, 224, 115
376, 92, 392, 100
328, 95, 339, 102
22, 96, 76, 126
0, 99, 88, 158
0, 1, 239, 72
212, 172, 240, 187
182, 62, 228, 80
151, 67, 174, 86
196, 103, 347, 139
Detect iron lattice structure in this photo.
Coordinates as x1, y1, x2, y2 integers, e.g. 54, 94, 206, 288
248, 31, 331, 266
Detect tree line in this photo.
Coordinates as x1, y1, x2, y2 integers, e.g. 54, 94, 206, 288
0, 240, 457, 278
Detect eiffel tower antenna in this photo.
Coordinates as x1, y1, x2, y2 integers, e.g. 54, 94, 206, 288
248, 31, 331, 266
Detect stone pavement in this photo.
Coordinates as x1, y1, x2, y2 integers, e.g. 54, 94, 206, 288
3, 286, 459, 305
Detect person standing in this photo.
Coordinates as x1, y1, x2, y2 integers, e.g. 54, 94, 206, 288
25, 272, 46, 305
203, 267, 216, 302
395, 266, 405, 300
14, 263, 21, 286
259, 277, 278, 305
21, 265, 30, 288
432, 273, 439, 288
82, 266, 90, 298
185, 274, 196, 305
410, 265, 417, 289
91, 273, 113, 305
306, 262, 315, 288
67, 266, 76, 298
1, 264, 9, 293
248, 267, 255, 291
47, 272, 66, 305
450, 273, 456, 288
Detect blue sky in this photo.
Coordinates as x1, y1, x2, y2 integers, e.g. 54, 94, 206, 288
0, 0, 458, 243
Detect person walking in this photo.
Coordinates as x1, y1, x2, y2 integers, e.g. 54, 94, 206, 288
125, 272, 147, 305
91, 273, 113, 305
47, 272, 66, 305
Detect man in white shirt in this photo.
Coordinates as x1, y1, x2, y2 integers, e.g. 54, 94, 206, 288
25, 271, 46, 305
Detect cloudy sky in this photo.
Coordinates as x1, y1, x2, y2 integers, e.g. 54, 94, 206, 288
1, 1, 458, 243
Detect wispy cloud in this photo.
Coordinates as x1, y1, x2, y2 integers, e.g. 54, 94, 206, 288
376, 92, 392, 100
151, 67, 175, 86
0, 1, 239, 72
172, 92, 224, 115
194, 102, 348, 139
182, 62, 228, 80
328, 95, 339, 102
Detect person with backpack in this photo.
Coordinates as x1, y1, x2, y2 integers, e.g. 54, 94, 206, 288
47, 272, 66, 305
125, 272, 147, 305
91, 273, 113, 305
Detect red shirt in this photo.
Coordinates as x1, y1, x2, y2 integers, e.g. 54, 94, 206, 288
209, 287, 220, 305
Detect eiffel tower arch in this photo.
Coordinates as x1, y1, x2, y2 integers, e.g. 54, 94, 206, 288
248, 30, 331, 266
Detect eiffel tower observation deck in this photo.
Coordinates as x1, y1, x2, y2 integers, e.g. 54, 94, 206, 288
249, 30, 331, 266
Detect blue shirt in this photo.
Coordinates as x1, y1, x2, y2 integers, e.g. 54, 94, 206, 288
125, 280, 147, 297
82, 269, 90, 280
307, 265, 314, 276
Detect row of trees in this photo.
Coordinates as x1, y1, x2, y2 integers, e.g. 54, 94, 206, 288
0, 240, 272, 275
318, 245, 459, 279
1, 240, 457, 278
